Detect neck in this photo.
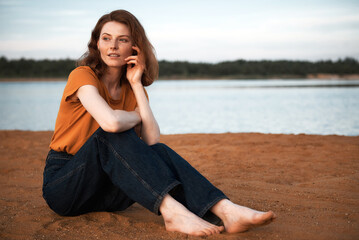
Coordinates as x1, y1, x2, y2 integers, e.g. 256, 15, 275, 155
102, 66, 123, 89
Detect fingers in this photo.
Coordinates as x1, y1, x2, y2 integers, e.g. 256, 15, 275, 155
125, 46, 142, 60
126, 59, 137, 65
126, 58, 138, 71
125, 55, 137, 61
125, 56, 138, 69
126, 62, 133, 71
126, 57, 145, 71
126, 46, 145, 72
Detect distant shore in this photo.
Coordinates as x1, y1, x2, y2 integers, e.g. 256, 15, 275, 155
0, 130, 358, 239
1, 74, 359, 82
2, 57, 358, 81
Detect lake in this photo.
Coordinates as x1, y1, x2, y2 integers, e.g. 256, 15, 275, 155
0, 79, 359, 136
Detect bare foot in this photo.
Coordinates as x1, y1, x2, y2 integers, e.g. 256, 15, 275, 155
211, 199, 276, 233
159, 195, 224, 236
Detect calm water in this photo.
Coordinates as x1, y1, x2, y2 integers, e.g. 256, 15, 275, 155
1, 79, 359, 136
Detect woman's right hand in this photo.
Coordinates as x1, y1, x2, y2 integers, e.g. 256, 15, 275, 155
125, 46, 146, 87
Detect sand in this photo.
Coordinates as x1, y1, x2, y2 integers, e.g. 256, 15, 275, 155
0, 130, 358, 240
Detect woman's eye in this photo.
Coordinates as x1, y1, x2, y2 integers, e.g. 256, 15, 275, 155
103, 37, 110, 41
119, 39, 128, 43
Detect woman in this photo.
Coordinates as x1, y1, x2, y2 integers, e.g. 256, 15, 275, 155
42, 9, 276, 236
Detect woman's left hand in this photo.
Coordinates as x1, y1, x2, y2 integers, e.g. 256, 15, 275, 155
126, 46, 145, 86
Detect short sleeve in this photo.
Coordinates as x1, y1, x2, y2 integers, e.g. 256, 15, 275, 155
64, 66, 100, 103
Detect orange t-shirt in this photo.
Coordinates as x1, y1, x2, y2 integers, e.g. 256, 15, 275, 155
50, 66, 143, 155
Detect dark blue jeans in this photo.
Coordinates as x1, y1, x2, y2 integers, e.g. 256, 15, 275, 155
42, 128, 227, 223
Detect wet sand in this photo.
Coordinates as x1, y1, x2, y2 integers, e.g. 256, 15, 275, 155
0, 131, 358, 239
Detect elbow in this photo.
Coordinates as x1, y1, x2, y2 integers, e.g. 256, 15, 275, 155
100, 116, 121, 133
101, 123, 120, 133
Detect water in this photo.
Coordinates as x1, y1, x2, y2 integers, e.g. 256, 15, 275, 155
1, 79, 359, 136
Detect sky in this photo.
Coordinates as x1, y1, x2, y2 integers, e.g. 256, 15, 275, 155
0, 0, 358, 63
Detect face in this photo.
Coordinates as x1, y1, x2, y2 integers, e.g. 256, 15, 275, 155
97, 21, 133, 68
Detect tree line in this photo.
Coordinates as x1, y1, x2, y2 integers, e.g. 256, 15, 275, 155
0, 56, 358, 79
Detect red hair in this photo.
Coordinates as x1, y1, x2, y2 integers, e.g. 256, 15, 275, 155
78, 10, 158, 86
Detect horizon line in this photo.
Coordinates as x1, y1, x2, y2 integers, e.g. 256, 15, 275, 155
1, 55, 358, 64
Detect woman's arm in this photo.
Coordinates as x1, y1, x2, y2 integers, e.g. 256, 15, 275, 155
126, 46, 161, 145
77, 84, 141, 133
132, 83, 160, 145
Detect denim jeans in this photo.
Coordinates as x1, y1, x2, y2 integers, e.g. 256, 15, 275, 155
42, 128, 227, 223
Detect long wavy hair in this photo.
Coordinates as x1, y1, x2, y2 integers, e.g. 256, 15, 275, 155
77, 10, 158, 86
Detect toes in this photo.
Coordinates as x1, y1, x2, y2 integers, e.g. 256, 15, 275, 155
210, 227, 219, 235
206, 226, 216, 235
203, 224, 222, 235
263, 211, 276, 221
214, 225, 223, 234
212, 225, 224, 234
202, 228, 213, 236
253, 211, 276, 226
194, 230, 207, 237
270, 211, 277, 219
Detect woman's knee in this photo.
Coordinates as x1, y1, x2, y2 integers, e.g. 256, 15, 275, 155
151, 142, 165, 147
93, 127, 141, 150
95, 127, 136, 138
150, 142, 168, 152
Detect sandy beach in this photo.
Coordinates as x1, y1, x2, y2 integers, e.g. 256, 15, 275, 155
0, 130, 358, 239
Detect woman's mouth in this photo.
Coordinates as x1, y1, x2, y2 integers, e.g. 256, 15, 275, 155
108, 54, 120, 57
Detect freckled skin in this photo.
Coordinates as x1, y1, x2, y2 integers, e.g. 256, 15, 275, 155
97, 21, 134, 69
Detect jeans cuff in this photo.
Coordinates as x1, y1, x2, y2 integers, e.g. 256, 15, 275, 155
198, 195, 229, 218
153, 180, 181, 215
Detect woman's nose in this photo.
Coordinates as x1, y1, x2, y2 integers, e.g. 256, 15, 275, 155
110, 40, 118, 49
